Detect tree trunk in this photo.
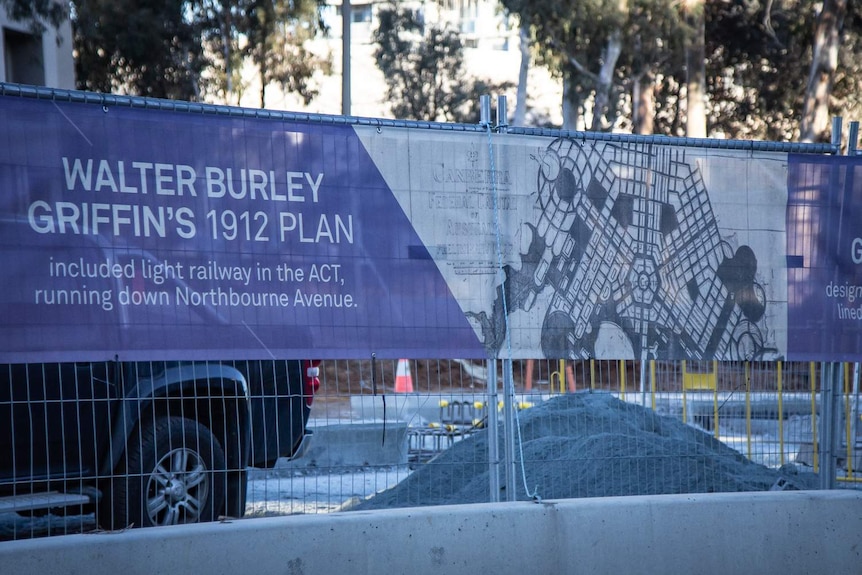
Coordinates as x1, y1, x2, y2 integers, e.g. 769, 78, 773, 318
562, 73, 580, 130
684, 0, 706, 138
633, 70, 655, 135
590, 28, 622, 131
223, 1, 233, 100
513, 20, 530, 126
800, 0, 847, 142
258, 51, 267, 108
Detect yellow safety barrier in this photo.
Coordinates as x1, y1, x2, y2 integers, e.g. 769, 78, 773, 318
682, 360, 718, 390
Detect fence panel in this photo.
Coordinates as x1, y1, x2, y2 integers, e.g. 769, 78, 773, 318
3, 357, 862, 540
1, 85, 860, 542
249, 359, 852, 513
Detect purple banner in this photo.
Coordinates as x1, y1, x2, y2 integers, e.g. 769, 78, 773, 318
0, 96, 484, 362
787, 154, 862, 361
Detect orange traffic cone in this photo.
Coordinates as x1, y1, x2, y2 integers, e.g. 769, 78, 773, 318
395, 359, 414, 393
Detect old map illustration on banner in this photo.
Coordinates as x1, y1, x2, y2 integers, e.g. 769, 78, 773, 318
358, 128, 786, 361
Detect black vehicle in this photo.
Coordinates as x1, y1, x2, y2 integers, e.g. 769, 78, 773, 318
0, 359, 320, 530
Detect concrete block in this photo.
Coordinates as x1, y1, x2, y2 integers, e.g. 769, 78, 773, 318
278, 422, 409, 468
2, 491, 861, 575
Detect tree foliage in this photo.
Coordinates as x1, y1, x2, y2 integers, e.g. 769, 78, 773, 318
704, 0, 861, 142
2, 0, 329, 105
506, 0, 862, 141
832, 4, 862, 138
73, 0, 205, 99
703, 1, 810, 140
800, 0, 848, 141
502, 0, 687, 131
5, 0, 862, 139
0, 0, 67, 33
372, 3, 511, 123
242, 0, 329, 108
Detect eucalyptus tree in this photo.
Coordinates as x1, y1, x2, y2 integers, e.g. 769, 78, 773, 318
72, 0, 206, 99
704, 0, 857, 142
799, 0, 849, 142
622, 0, 686, 134
372, 3, 512, 123
502, 0, 688, 133
681, 0, 706, 137
504, 0, 862, 141
500, 0, 627, 130
241, 0, 330, 108
1, 0, 329, 106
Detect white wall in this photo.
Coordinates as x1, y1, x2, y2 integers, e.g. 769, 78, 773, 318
0, 5, 75, 89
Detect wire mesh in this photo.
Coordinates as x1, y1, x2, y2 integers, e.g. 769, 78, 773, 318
0, 359, 307, 540
2, 358, 860, 540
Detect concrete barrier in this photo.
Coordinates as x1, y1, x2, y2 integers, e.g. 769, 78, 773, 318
2, 490, 860, 575
274, 422, 409, 469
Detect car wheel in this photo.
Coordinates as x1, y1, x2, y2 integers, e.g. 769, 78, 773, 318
100, 416, 226, 529
223, 467, 248, 519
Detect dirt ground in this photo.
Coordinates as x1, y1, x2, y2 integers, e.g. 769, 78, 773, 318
318, 359, 815, 397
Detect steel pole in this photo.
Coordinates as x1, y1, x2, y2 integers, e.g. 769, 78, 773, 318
502, 358, 518, 501
486, 359, 500, 502
341, 0, 351, 116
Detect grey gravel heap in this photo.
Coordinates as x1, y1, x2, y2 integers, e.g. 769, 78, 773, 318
353, 391, 817, 510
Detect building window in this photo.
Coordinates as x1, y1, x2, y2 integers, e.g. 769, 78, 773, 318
352, 4, 372, 23
336, 3, 372, 24
3, 28, 44, 85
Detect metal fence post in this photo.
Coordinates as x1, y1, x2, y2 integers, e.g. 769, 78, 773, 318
832, 116, 843, 151
849, 121, 859, 155
480, 95, 492, 127
819, 362, 843, 490
502, 358, 518, 501
486, 359, 500, 502
833, 363, 845, 486
851, 363, 861, 476
496, 95, 508, 134
817, 118, 850, 489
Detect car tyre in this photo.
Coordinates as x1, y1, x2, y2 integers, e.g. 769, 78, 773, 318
99, 416, 226, 529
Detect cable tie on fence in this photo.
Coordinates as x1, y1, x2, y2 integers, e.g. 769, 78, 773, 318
371, 352, 378, 396
371, 353, 386, 446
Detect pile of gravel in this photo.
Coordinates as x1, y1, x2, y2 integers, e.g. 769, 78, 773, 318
352, 391, 817, 510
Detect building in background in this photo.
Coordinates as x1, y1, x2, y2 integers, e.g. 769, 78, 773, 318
0, 5, 74, 89
0, 0, 559, 126
322, 0, 515, 50
237, 0, 562, 125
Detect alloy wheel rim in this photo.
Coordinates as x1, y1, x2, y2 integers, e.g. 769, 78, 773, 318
145, 447, 209, 526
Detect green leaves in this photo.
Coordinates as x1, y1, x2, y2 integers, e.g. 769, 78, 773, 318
242, 0, 330, 107
372, 3, 512, 123
71, 0, 203, 99
14, 0, 332, 105
0, 0, 68, 33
